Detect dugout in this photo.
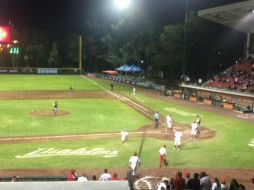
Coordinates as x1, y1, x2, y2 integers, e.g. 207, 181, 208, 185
180, 84, 254, 112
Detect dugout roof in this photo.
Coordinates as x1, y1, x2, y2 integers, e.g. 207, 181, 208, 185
198, 0, 254, 33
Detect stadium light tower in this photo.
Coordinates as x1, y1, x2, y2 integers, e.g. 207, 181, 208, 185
183, 0, 189, 76
114, 0, 132, 10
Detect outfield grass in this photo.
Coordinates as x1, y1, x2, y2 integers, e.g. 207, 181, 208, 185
0, 99, 150, 137
0, 75, 104, 91
0, 75, 253, 170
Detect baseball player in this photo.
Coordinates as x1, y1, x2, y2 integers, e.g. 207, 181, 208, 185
196, 114, 201, 128
132, 87, 136, 96
191, 121, 199, 141
53, 100, 58, 116
174, 129, 183, 151
129, 152, 141, 176
166, 114, 173, 131
120, 129, 128, 143
159, 145, 168, 168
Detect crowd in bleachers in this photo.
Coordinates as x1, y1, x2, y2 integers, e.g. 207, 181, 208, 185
66, 169, 125, 182
156, 171, 252, 190
5, 169, 253, 189
208, 57, 254, 93
63, 169, 253, 190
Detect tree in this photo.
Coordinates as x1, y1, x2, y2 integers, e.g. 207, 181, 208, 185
48, 41, 61, 68
19, 29, 50, 67
157, 24, 184, 83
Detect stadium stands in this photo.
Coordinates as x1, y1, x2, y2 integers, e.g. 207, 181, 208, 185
207, 58, 254, 93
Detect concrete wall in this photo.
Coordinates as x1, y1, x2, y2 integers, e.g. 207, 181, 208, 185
0, 181, 130, 190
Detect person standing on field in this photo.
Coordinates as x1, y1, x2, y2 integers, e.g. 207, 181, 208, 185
166, 114, 173, 131
120, 129, 128, 143
53, 100, 58, 116
129, 152, 141, 176
154, 111, 160, 129
132, 87, 136, 96
196, 114, 201, 128
191, 121, 199, 142
111, 83, 114, 91
159, 144, 168, 168
174, 129, 183, 151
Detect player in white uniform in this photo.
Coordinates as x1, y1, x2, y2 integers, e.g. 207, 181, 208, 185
133, 87, 136, 96
120, 129, 128, 143
174, 129, 183, 151
166, 114, 172, 131
191, 121, 199, 141
129, 152, 141, 176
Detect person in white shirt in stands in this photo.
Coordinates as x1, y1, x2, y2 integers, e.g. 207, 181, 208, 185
157, 180, 167, 190
129, 152, 141, 176
120, 129, 128, 143
174, 129, 183, 151
99, 169, 112, 181
77, 172, 88, 182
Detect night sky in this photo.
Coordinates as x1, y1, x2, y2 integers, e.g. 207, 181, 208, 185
0, 0, 245, 34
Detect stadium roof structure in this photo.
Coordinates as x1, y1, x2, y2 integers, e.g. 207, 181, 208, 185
198, 0, 254, 33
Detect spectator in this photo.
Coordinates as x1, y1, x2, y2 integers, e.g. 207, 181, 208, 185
184, 172, 191, 186
200, 171, 211, 190
229, 178, 240, 190
99, 168, 112, 181
157, 180, 167, 190
212, 178, 221, 190
11, 176, 18, 182
239, 184, 245, 190
173, 171, 185, 190
186, 172, 200, 190
67, 170, 77, 181
220, 178, 228, 190
92, 175, 97, 180
77, 172, 88, 182
112, 172, 120, 180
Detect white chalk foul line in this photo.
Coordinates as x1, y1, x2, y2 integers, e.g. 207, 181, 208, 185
82, 76, 149, 113
82, 76, 167, 128
248, 139, 254, 148
0, 131, 162, 142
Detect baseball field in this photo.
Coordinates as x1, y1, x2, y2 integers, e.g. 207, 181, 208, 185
0, 74, 253, 189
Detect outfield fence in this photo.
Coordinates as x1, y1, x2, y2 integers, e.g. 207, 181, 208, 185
0, 67, 82, 75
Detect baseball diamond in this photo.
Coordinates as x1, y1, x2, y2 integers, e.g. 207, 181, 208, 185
0, 74, 253, 189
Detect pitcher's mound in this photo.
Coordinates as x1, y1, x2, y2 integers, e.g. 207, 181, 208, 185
30, 110, 69, 117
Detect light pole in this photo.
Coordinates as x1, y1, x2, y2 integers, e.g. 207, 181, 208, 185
183, 0, 189, 76
79, 35, 82, 75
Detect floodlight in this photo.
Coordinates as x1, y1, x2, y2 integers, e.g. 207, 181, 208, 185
114, 0, 131, 10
